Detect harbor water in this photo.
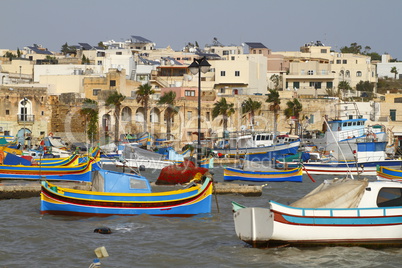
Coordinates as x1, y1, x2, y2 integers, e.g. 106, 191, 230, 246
1, 166, 402, 267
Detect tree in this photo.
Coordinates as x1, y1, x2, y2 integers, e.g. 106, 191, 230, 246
391, 66, 399, 80
97, 41, 107, 49
136, 83, 155, 132
340, 42, 381, 61
212, 98, 235, 137
266, 89, 281, 138
3, 51, 16, 61
80, 99, 99, 145
284, 99, 303, 135
17, 48, 21, 58
356, 80, 375, 92
61, 42, 76, 55
270, 74, 282, 90
338, 81, 353, 98
82, 55, 90, 64
106, 91, 126, 143
157, 91, 179, 140
241, 97, 261, 130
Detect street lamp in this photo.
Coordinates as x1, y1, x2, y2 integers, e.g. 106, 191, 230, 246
188, 57, 211, 167
21, 97, 28, 147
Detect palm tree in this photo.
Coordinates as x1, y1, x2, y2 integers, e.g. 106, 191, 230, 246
80, 98, 99, 146
284, 98, 303, 135
241, 97, 261, 130
391, 66, 398, 80
106, 91, 126, 143
266, 89, 281, 139
270, 74, 282, 90
212, 98, 235, 138
338, 81, 352, 99
136, 83, 155, 132
157, 91, 179, 140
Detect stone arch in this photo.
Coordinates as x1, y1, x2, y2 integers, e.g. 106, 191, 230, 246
121, 106, 132, 122
150, 107, 160, 123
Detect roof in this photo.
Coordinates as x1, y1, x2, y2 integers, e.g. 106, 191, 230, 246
78, 43, 93, 50
130, 35, 152, 43
245, 42, 267, 49
27, 46, 53, 55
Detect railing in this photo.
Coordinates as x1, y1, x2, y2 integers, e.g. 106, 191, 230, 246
17, 114, 35, 123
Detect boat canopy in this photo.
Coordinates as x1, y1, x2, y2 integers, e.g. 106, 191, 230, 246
290, 178, 368, 208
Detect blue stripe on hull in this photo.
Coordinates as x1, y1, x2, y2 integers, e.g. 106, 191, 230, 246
245, 147, 299, 162
224, 175, 302, 182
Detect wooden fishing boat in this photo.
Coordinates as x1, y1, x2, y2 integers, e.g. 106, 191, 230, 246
0, 157, 96, 181
224, 166, 302, 182
40, 170, 213, 217
233, 178, 402, 248
377, 166, 402, 181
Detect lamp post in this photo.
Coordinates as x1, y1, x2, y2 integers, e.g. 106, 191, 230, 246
21, 97, 28, 147
188, 57, 211, 167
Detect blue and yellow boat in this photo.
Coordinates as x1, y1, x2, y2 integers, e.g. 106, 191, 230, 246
224, 166, 303, 182
40, 170, 213, 217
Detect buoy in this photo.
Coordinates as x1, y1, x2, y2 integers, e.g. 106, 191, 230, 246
94, 227, 112, 234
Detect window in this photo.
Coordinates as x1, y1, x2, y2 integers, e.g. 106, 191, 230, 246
321, 70, 327, 75
301, 70, 305, 75
321, 49, 327, 53
390, 109, 396, 121
309, 115, 315, 124
206, 112, 210, 121
97, 60, 102, 65
231, 56, 235, 60
235, 71, 240, 76
5, 110, 9, 115
394, 97, 402, 103
377, 188, 402, 207
41, 111, 44, 116
110, 80, 116, 87
223, 51, 229, 55
185, 90, 195, 96
93, 89, 101, 96
326, 82, 333, 89
356, 71, 362, 77
259, 50, 262, 54
307, 70, 314, 75
116, 52, 122, 55
221, 71, 226, 76
336, 60, 341, 64
346, 70, 350, 77
293, 82, 300, 89
187, 111, 192, 120
4, 131, 10, 136
220, 88, 225, 94
310, 82, 321, 88
343, 60, 347, 64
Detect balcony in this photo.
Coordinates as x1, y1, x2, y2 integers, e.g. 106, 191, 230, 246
17, 114, 35, 124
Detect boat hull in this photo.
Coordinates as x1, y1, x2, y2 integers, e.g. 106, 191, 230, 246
224, 167, 302, 182
40, 178, 213, 216
233, 201, 402, 248
298, 159, 402, 176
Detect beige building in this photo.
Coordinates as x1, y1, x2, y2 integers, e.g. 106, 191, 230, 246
273, 41, 377, 97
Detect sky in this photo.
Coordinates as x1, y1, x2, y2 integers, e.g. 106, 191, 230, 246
2, 0, 402, 59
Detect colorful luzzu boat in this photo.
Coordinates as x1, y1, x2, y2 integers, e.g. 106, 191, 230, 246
224, 166, 302, 182
377, 165, 402, 181
233, 178, 402, 248
41, 170, 213, 217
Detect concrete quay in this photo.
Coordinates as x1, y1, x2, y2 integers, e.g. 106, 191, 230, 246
0, 180, 91, 199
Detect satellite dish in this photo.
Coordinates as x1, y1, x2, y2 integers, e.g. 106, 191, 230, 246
187, 75, 193, 81
241, 125, 246, 131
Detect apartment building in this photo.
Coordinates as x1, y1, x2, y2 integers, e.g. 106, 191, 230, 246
273, 41, 377, 97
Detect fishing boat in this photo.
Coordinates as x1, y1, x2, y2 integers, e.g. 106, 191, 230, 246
213, 132, 300, 161
233, 177, 402, 248
224, 166, 302, 182
0, 158, 94, 181
377, 166, 402, 181
40, 169, 213, 217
